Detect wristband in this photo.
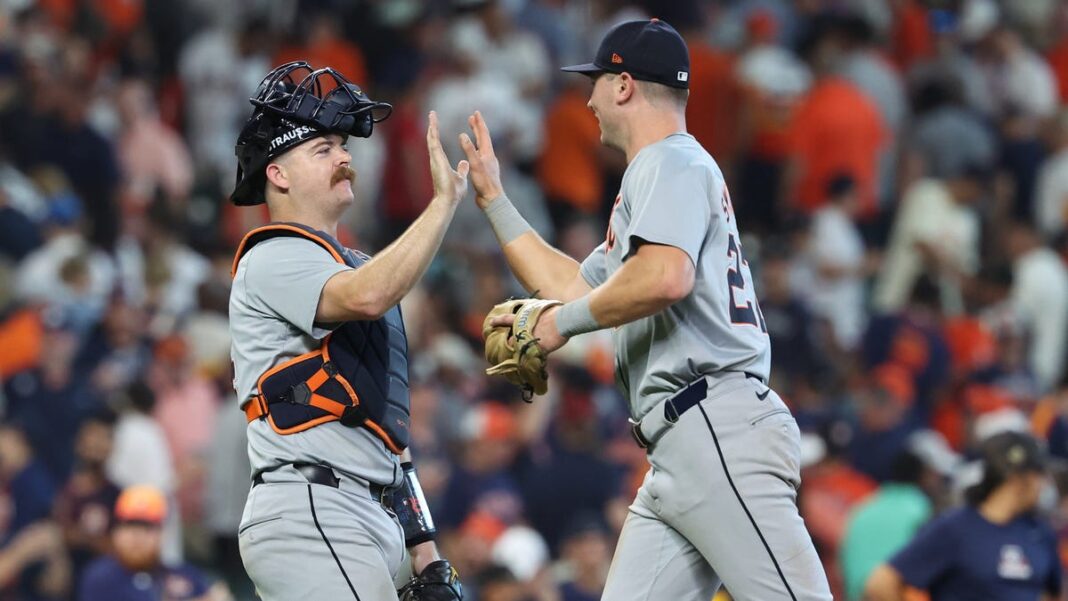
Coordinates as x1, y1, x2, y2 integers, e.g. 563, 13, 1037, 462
484, 195, 532, 245
555, 296, 601, 338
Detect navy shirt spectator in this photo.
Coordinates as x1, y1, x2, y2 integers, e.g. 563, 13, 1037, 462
889, 506, 1059, 600
865, 431, 1062, 600
0, 423, 56, 540
78, 485, 217, 601
79, 557, 210, 601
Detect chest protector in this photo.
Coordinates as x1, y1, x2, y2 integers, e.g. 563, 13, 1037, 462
233, 223, 411, 454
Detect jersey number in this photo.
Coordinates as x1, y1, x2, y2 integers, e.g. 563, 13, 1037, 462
727, 234, 767, 332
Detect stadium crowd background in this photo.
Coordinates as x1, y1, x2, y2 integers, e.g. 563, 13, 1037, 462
3, 0, 1068, 599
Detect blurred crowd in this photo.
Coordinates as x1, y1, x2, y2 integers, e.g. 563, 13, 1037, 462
6, 0, 1068, 599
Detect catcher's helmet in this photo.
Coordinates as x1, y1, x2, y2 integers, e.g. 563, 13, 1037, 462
230, 61, 393, 206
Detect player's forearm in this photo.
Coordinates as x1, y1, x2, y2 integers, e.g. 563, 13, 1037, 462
342, 196, 458, 317
502, 231, 583, 300
482, 195, 581, 299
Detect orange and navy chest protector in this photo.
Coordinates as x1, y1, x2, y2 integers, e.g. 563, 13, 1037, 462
233, 223, 411, 454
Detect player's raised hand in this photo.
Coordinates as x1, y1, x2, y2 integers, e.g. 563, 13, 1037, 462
427, 111, 469, 205
459, 111, 504, 209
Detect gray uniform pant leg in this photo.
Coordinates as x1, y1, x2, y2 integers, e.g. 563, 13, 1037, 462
238, 478, 406, 601
603, 379, 832, 601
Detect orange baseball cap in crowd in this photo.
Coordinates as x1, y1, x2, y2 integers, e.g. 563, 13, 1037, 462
114, 485, 167, 525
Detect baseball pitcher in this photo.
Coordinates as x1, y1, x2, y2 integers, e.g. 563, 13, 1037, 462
469, 20, 832, 601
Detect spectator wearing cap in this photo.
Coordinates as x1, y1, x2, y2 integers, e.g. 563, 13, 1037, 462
865, 431, 1062, 601
840, 431, 958, 601
78, 485, 223, 601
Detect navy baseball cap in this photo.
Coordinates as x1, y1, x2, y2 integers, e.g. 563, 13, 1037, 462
562, 19, 690, 90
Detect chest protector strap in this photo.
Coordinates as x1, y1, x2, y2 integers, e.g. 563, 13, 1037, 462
233, 223, 410, 455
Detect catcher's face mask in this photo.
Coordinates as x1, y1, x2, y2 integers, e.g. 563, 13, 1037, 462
231, 61, 392, 206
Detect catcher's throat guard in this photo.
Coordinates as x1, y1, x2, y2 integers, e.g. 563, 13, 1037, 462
234, 223, 412, 453
231, 61, 393, 206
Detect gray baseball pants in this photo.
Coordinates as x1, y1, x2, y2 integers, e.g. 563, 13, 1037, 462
238, 464, 409, 600
603, 373, 833, 601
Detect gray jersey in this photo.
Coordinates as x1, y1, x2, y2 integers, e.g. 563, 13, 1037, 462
230, 237, 401, 487
579, 133, 770, 419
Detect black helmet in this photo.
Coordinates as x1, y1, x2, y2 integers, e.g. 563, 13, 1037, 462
230, 61, 393, 206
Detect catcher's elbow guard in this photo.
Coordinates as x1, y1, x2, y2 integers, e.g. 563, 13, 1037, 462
391, 462, 437, 546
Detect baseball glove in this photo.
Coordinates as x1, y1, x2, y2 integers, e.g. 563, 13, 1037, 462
398, 559, 463, 601
483, 298, 562, 399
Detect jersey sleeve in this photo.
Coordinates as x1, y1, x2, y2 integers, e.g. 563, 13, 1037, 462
240, 237, 350, 339
579, 241, 609, 287
620, 154, 711, 266
888, 514, 958, 590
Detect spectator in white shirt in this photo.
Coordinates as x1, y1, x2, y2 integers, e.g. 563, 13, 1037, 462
106, 380, 181, 564
804, 174, 869, 351
874, 167, 985, 316
1004, 221, 1068, 392
1034, 109, 1068, 238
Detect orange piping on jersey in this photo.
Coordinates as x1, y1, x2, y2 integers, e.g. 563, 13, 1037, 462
232, 224, 346, 278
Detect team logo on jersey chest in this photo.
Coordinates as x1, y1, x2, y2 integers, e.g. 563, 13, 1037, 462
997, 544, 1033, 580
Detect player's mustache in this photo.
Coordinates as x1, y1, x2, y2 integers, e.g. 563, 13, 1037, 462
331, 165, 356, 186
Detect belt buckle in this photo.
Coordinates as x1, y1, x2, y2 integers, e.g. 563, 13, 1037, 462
629, 419, 650, 449
370, 483, 394, 506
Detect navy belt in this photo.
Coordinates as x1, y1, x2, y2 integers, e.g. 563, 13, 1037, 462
631, 378, 709, 449
252, 463, 394, 505
630, 373, 766, 449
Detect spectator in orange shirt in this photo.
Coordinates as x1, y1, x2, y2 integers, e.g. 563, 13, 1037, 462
536, 76, 604, 228
785, 21, 886, 217
677, 13, 739, 170
274, 12, 368, 92
734, 9, 811, 233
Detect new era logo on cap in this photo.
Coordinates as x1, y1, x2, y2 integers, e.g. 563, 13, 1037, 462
560, 19, 691, 90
